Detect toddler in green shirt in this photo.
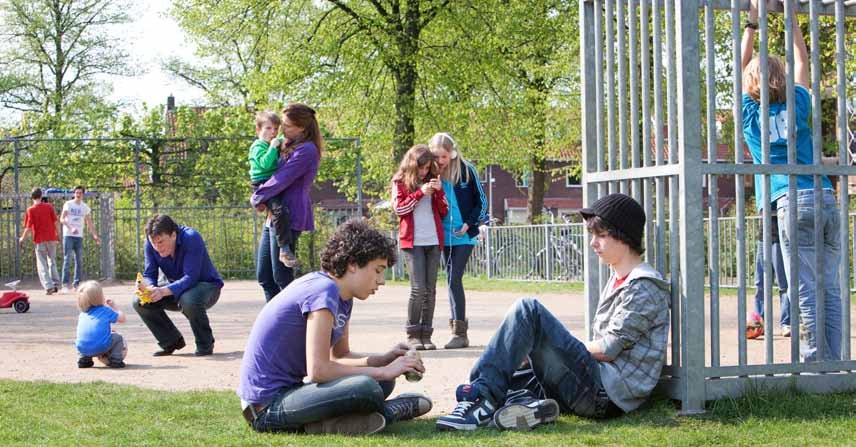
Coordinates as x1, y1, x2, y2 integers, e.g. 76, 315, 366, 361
248, 110, 297, 267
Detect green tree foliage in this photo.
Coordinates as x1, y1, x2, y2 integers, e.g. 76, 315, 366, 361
0, 0, 132, 134
167, 0, 581, 222
168, 0, 452, 159
435, 0, 578, 223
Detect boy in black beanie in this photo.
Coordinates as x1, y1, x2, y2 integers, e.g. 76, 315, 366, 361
437, 193, 670, 432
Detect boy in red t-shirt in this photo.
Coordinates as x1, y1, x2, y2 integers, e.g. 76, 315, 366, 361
19, 188, 60, 294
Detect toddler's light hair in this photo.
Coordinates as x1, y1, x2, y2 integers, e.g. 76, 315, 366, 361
77, 281, 105, 312
255, 110, 282, 129
743, 55, 787, 104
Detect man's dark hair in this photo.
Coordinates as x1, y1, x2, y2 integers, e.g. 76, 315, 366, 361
31, 188, 43, 200
320, 219, 397, 278
145, 214, 179, 238
584, 215, 645, 256
73, 185, 85, 193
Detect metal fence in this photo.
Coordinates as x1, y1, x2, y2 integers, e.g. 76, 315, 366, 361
2, 197, 363, 282
0, 135, 364, 282
580, 0, 856, 413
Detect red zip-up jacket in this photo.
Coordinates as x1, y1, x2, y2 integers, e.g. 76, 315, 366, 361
392, 180, 449, 249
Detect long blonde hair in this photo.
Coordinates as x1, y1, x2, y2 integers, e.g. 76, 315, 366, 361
77, 281, 105, 312
428, 132, 470, 185
392, 144, 437, 192
743, 55, 787, 104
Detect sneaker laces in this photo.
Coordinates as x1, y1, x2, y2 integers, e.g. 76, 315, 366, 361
385, 398, 417, 422
450, 400, 476, 417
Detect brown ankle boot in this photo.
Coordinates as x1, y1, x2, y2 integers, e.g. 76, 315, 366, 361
406, 325, 424, 350
421, 326, 436, 350
444, 319, 469, 349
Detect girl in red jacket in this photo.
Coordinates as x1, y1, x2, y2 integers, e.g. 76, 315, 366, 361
392, 144, 449, 350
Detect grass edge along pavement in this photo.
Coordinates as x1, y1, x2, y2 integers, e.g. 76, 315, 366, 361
2, 380, 856, 446
390, 275, 765, 297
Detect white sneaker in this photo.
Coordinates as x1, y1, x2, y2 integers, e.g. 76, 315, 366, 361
493, 396, 560, 431
782, 325, 791, 337
60, 287, 72, 294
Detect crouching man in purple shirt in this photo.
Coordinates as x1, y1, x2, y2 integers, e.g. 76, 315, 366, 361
238, 219, 432, 436
133, 214, 224, 357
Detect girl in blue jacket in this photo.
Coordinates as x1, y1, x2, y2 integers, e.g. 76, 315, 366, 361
429, 133, 488, 349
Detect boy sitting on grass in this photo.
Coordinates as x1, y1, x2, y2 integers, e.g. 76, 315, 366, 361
238, 219, 431, 435
436, 193, 670, 431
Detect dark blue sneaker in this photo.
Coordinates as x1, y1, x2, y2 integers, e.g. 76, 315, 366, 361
493, 390, 559, 431
436, 384, 496, 431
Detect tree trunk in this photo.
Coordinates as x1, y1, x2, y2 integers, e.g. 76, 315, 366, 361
392, 63, 416, 161
526, 87, 548, 224
527, 157, 547, 224
52, 0, 64, 119
391, 0, 420, 160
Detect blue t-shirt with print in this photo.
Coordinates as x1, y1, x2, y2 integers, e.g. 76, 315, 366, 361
742, 85, 831, 210
237, 271, 354, 405
76, 305, 119, 356
441, 179, 478, 247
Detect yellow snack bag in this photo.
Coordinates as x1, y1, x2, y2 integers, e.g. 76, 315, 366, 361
136, 272, 154, 305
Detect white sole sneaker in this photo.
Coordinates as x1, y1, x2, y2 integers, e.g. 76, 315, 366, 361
493, 398, 559, 431
304, 411, 386, 435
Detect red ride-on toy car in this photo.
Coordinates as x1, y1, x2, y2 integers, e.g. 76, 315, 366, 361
0, 281, 30, 313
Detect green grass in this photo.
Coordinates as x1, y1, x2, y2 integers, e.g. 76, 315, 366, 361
3, 380, 856, 446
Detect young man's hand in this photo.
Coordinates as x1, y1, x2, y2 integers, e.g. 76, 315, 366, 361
379, 342, 410, 366
146, 286, 171, 303
379, 353, 425, 381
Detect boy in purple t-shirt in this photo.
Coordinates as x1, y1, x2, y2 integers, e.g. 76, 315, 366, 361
238, 219, 431, 435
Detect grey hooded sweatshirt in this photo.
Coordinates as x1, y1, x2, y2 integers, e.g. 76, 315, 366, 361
591, 261, 671, 412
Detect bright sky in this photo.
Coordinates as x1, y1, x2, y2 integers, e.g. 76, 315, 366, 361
108, 0, 206, 113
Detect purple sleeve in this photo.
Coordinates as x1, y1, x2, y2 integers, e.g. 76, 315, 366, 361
251, 143, 318, 206
143, 242, 159, 286
165, 232, 206, 297
298, 283, 340, 317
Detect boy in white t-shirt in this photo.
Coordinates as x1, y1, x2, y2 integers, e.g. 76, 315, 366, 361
60, 185, 100, 293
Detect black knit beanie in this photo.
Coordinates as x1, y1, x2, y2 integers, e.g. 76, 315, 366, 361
579, 193, 645, 249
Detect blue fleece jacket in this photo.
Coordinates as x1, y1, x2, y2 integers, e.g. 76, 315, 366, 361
441, 160, 488, 245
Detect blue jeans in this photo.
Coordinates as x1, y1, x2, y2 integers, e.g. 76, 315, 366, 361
470, 298, 607, 417
132, 281, 221, 351
753, 240, 790, 326
442, 244, 475, 320
777, 190, 842, 361
61, 236, 83, 287
256, 225, 301, 302
252, 375, 395, 432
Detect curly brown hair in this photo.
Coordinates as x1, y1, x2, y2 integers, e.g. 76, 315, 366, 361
320, 219, 397, 278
